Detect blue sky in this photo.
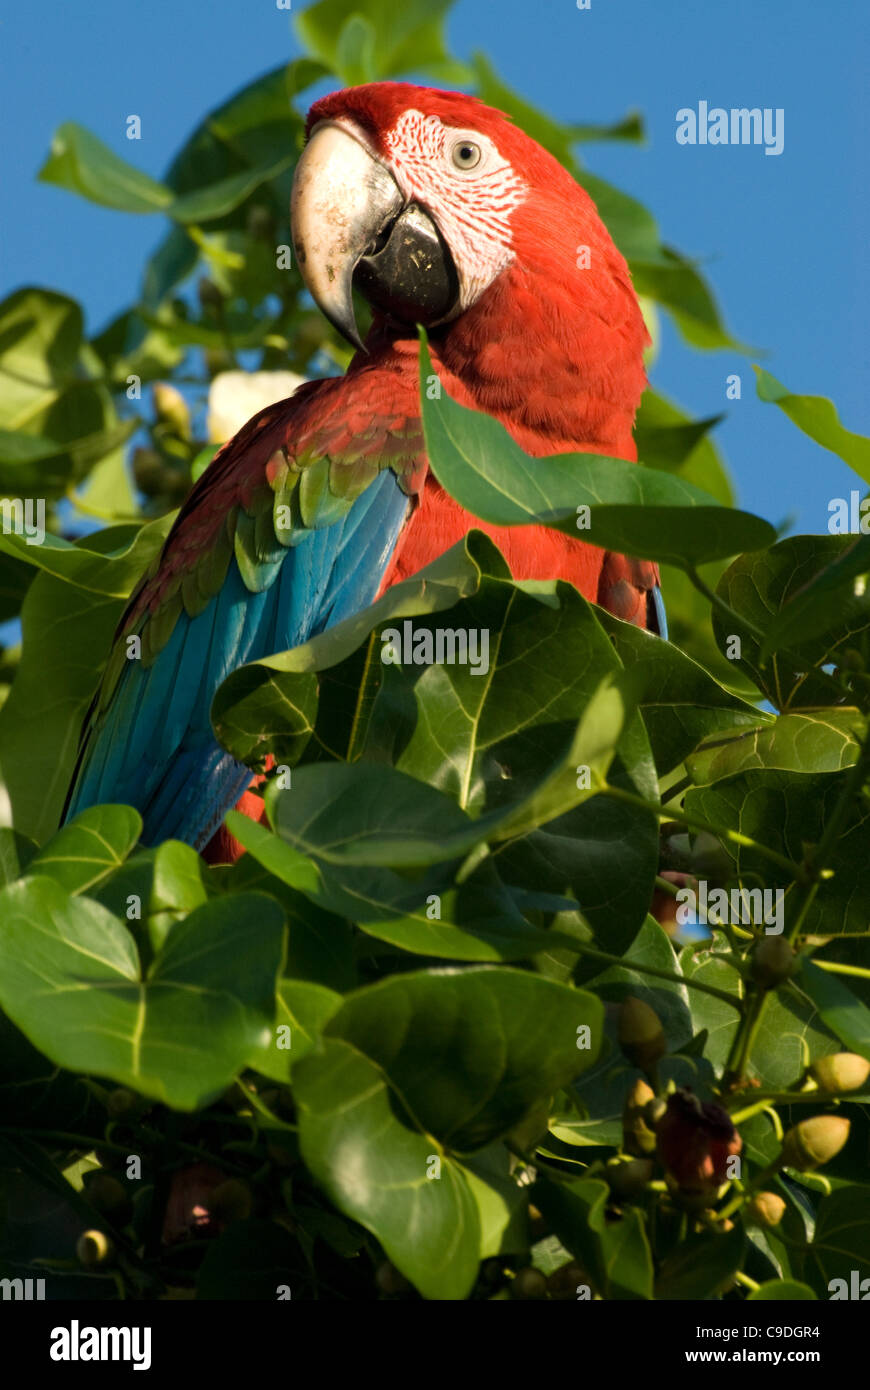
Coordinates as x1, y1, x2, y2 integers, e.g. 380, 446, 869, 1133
2, 0, 867, 532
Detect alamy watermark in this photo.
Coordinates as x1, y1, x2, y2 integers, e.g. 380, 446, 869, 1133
675, 882, 784, 934
0, 497, 45, 546
380, 621, 490, 676
676, 102, 784, 156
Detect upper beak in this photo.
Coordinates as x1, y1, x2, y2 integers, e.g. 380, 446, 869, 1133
291, 120, 458, 352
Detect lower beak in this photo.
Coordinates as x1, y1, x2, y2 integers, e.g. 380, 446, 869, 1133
291, 120, 458, 352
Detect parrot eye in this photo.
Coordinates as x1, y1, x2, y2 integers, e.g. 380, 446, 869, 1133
451, 139, 482, 170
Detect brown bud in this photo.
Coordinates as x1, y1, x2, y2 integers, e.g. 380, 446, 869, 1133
618, 997, 666, 1072
657, 1088, 742, 1204
623, 1079, 657, 1156
650, 872, 696, 937
76, 1229, 114, 1267
810, 1053, 870, 1095
745, 1191, 786, 1228
781, 1116, 850, 1172
606, 1156, 654, 1199
750, 936, 796, 989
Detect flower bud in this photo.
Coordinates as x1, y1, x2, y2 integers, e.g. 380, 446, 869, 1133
780, 1116, 850, 1171
105, 1086, 140, 1119
657, 1088, 742, 1203
750, 937, 796, 989
152, 381, 191, 438
605, 1156, 654, 1199
76, 1229, 114, 1267
650, 872, 697, 937
618, 997, 666, 1072
745, 1191, 786, 1228
622, 1079, 657, 1155
810, 1053, 870, 1095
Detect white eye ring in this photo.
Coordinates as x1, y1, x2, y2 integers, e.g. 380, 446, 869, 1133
451, 138, 482, 170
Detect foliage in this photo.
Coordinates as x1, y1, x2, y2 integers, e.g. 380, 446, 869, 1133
0, 0, 867, 1302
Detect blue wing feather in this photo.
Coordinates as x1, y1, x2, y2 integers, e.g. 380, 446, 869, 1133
66, 467, 410, 848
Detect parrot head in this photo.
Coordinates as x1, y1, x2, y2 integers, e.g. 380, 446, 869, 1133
291, 82, 647, 455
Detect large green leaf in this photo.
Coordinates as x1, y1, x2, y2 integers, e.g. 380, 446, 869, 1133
295, 0, 466, 84
714, 536, 868, 706
801, 1186, 870, 1298
755, 367, 870, 485
294, 1037, 481, 1300
39, 123, 173, 213
687, 709, 864, 784
654, 1224, 745, 1299
798, 959, 870, 1061
0, 879, 284, 1109
533, 1176, 653, 1299
325, 967, 602, 1151
26, 805, 142, 895
686, 769, 870, 937
420, 339, 774, 566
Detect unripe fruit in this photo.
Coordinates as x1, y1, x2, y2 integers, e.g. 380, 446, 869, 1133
206, 1179, 252, 1225
618, 997, 666, 1072
811, 1053, 870, 1095
152, 381, 191, 438
623, 1079, 657, 1156
84, 1172, 133, 1226
746, 1191, 786, 1228
780, 1115, 850, 1171
76, 1229, 114, 1267
547, 1261, 589, 1300
510, 1267, 547, 1300
750, 937, 796, 990
605, 1156, 654, 1199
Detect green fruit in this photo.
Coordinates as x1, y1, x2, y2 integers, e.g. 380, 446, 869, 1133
76, 1230, 114, 1268
746, 1191, 786, 1228
206, 1179, 252, 1225
811, 1053, 870, 1094
750, 937, 796, 989
84, 1173, 133, 1226
605, 1156, 654, 1199
781, 1115, 850, 1171
547, 1262, 589, 1300
618, 997, 666, 1071
375, 1261, 411, 1295
623, 1079, 657, 1155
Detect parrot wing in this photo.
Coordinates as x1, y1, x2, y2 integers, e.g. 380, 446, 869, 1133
63, 370, 425, 849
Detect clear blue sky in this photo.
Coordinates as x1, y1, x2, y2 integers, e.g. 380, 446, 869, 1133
2, 0, 867, 532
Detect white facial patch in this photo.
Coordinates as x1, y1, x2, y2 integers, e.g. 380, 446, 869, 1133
383, 109, 527, 312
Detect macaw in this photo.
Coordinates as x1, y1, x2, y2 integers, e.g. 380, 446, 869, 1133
63, 82, 664, 858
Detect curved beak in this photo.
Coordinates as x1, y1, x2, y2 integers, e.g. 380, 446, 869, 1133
291, 120, 458, 352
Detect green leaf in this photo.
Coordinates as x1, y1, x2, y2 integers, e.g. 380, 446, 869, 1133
294, 1037, 481, 1300
747, 1279, 817, 1300
326, 967, 602, 1150
26, 805, 142, 895
755, 367, 870, 485
757, 536, 870, 665
532, 1177, 653, 1299
295, 0, 463, 84
0, 879, 285, 1109
196, 1219, 305, 1300
686, 769, 870, 938
420, 337, 775, 567
251, 979, 342, 1081
148, 839, 210, 951
599, 608, 765, 777
802, 1186, 870, 1298
798, 959, 870, 1061
169, 156, 295, 224
39, 123, 173, 213
654, 1224, 745, 1299
632, 248, 751, 352
715, 536, 868, 706
687, 710, 864, 784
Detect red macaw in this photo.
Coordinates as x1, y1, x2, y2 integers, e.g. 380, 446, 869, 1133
63, 82, 664, 858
